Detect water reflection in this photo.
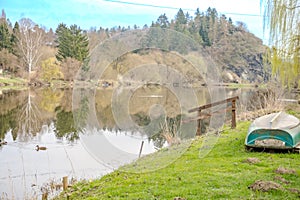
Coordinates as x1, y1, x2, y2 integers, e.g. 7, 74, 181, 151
0, 87, 258, 199
0, 87, 261, 143
0, 87, 193, 199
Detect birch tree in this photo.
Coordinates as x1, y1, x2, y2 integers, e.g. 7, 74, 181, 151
18, 90, 42, 141
18, 18, 44, 77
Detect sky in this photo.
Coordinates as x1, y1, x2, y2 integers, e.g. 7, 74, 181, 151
0, 0, 269, 43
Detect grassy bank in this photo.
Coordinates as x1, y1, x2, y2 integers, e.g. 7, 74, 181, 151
56, 120, 300, 200
0, 76, 27, 85
0, 76, 28, 90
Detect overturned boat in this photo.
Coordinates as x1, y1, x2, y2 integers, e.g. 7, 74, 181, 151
245, 112, 300, 151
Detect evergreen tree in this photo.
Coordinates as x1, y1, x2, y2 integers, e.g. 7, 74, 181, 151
156, 14, 170, 28
55, 24, 89, 62
174, 8, 187, 32
11, 22, 20, 56
199, 23, 211, 46
0, 21, 12, 52
175, 8, 187, 24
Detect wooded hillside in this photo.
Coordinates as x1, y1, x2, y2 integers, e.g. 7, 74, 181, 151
0, 7, 269, 84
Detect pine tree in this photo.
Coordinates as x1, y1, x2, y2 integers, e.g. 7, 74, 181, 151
174, 8, 187, 32
199, 23, 210, 46
55, 24, 89, 62
156, 14, 170, 28
11, 22, 20, 56
0, 21, 12, 51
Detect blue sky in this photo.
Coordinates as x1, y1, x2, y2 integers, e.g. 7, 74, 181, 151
1, 0, 268, 43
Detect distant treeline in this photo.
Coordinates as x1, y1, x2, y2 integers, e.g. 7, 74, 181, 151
0, 7, 267, 83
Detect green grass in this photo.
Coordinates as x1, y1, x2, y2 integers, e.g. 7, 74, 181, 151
56, 121, 300, 200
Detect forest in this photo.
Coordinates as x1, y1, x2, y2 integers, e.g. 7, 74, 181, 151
0, 7, 268, 85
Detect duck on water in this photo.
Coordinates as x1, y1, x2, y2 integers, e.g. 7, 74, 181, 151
35, 145, 47, 151
0, 139, 7, 145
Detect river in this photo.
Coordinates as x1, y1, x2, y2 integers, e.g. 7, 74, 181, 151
0, 86, 262, 199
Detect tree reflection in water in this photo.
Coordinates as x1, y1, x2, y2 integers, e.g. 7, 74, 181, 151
55, 107, 79, 141
0, 88, 85, 142
17, 90, 42, 141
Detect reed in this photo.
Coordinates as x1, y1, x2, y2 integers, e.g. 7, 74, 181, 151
238, 87, 285, 121
160, 118, 181, 146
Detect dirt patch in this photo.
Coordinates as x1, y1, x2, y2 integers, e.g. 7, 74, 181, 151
275, 167, 297, 175
248, 180, 282, 192
274, 176, 290, 184
244, 157, 260, 164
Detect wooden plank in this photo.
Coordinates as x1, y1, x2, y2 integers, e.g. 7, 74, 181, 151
188, 96, 239, 113
182, 107, 233, 124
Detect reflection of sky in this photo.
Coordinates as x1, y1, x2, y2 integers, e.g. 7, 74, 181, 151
0, 87, 163, 199
2, 0, 268, 43
0, 125, 111, 199
80, 129, 161, 170
103, 130, 161, 154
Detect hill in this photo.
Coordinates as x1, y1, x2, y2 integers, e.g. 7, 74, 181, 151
89, 8, 270, 84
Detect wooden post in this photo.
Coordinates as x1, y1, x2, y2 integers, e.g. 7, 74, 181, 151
231, 99, 236, 129
138, 141, 144, 158
196, 110, 202, 136
63, 176, 68, 191
188, 96, 239, 132
42, 192, 48, 200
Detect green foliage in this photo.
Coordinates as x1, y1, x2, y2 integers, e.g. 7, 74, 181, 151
168, 7, 235, 47
11, 22, 20, 56
262, 0, 300, 88
73, 96, 89, 129
0, 21, 12, 52
0, 108, 17, 139
41, 57, 63, 82
55, 24, 89, 62
55, 108, 79, 142
39, 88, 64, 112
0, 19, 20, 73
174, 8, 187, 32
154, 13, 170, 28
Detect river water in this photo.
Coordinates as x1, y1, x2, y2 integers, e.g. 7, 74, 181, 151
0, 87, 259, 199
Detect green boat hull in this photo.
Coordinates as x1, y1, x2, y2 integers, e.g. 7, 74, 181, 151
245, 112, 300, 149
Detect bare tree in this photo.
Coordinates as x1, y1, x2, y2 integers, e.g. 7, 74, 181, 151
17, 18, 44, 79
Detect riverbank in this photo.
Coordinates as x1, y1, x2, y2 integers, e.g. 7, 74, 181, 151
55, 117, 300, 199
0, 76, 28, 90
0, 76, 265, 90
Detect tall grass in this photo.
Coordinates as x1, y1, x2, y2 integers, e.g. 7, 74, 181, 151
239, 87, 285, 121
